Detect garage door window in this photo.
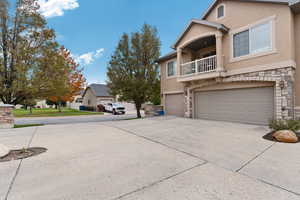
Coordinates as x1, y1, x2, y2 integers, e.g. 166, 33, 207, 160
167, 61, 176, 77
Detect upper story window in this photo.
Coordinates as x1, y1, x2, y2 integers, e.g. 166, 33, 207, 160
217, 4, 225, 19
167, 61, 176, 77
233, 20, 272, 58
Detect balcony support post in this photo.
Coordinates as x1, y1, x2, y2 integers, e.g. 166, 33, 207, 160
177, 48, 182, 76
216, 32, 224, 72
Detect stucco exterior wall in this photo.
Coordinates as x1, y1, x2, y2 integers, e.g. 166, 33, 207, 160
205, 0, 295, 71
83, 88, 97, 107
160, 58, 185, 94
295, 13, 300, 107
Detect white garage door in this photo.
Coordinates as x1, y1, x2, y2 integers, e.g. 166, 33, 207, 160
194, 87, 274, 125
165, 93, 184, 117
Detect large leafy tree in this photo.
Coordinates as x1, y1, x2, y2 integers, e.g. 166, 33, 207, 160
32, 42, 71, 112
47, 46, 86, 111
107, 24, 161, 118
0, 0, 57, 104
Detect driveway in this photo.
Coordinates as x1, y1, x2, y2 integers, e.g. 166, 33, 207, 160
1, 117, 299, 200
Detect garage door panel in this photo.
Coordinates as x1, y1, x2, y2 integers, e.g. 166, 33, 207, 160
195, 87, 274, 125
165, 94, 184, 117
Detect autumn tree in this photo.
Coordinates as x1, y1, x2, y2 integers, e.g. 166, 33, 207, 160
107, 24, 161, 118
47, 46, 86, 111
0, 0, 58, 105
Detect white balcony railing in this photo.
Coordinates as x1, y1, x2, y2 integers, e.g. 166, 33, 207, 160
181, 55, 217, 76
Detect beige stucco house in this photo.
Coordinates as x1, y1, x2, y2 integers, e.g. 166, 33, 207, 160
158, 0, 300, 125
82, 84, 115, 109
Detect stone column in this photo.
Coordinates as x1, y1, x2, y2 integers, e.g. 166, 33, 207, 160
0, 104, 15, 129
216, 32, 224, 72
177, 48, 182, 76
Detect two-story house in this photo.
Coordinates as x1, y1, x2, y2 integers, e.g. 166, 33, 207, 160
158, 0, 300, 125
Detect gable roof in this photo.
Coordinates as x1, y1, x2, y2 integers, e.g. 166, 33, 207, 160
201, 0, 289, 19
172, 19, 229, 49
83, 84, 113, 97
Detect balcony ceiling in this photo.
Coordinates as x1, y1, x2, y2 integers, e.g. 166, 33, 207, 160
185, 36, 216, 51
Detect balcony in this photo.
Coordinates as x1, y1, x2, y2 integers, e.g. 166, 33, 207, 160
181, 55, 217, 76
176, 33, 224, 82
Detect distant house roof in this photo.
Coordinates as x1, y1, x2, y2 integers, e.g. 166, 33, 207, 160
172, 19, 229, 49
83, 84, 113, 97
201, 0, 289, 20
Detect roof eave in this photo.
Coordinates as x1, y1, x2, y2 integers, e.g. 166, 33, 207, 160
157, 51, 177, 63
289, 0, 300, 13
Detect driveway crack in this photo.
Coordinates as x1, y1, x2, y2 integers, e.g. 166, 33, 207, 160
4, 127, 39, 200
236, 142, 276, 173
103, 124, 207, 162
111, 162, 208, 200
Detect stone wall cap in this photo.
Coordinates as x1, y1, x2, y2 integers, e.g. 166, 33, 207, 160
0, 104, 15, 108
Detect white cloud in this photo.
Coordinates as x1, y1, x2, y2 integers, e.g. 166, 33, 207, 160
95, 48, 104, 58
74, 48, 105, 65
38, 0, 79, 18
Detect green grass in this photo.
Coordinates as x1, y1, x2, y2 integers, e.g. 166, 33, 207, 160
13, 108, 103, 118
14, 124, 44, 129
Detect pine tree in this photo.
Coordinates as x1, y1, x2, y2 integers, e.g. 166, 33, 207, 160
107, 24, 161, 118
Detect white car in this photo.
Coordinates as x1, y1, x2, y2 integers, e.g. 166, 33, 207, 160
104, 103, 126, 115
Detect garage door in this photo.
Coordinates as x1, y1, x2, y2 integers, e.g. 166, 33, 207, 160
165, 93, 184, 117
194, 87, 274, 125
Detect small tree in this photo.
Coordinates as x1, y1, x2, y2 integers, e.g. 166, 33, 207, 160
107, 24, 160, 118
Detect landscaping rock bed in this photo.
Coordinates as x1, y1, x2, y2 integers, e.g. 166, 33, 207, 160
0, 147, 47, 162
263, 132, 300, 143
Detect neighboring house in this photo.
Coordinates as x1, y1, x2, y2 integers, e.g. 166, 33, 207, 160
36, 100, 50, 109
158, 0, 300, 125
82, 84, 115, 109
67, 90, 84, 110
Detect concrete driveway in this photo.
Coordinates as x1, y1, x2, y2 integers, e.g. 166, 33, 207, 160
1, 117, 299, 200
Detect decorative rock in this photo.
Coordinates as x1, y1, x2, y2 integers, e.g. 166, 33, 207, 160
273, 130, 298, 143
0, 144, 10, 158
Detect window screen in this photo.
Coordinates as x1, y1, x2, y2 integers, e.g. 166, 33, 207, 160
250, 22, 271, 54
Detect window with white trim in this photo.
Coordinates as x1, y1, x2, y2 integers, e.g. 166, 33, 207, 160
217, 5, 225, 19
167, 61, 176, 77
233, 21, 272, 58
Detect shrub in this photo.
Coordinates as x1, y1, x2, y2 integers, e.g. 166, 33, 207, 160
269, 119, 300, 132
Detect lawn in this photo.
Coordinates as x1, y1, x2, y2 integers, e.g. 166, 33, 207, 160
13, 108, 103, 118
14, 124, 45, 128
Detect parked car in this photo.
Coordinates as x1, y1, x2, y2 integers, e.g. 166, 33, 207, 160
104, 103, 126, 115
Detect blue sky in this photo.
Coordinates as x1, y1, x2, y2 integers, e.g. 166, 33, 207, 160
40, 0, 213, 84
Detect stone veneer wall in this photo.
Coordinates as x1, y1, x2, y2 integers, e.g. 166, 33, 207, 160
0, 105, 15, 129
184, 67, 295, 121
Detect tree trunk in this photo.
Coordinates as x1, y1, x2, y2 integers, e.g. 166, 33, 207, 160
58, 102, 62, 112
135, 103, 142, 118
29, 106, 32, 114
